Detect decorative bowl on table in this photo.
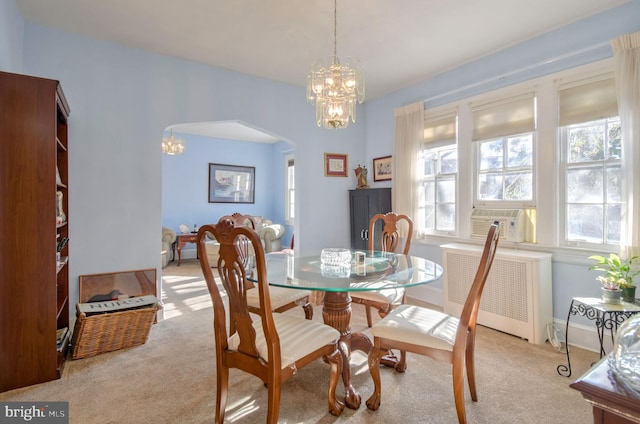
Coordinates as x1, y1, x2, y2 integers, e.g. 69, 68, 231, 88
320, 248, 352, 266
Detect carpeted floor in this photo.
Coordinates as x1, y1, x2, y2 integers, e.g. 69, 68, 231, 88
0, 259, 597, 423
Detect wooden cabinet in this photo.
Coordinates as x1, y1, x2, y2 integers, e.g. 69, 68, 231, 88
349, 188, 392, 250
0, 71, 71, 392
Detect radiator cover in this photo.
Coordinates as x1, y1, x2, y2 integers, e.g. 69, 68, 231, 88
441, 243, 552, 345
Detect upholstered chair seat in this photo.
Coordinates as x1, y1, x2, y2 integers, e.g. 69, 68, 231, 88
370, 305, 458, 351
228, 313, 340, 369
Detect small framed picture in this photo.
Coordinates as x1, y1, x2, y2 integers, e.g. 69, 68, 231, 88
324, 153, 348, 177
373, 155, 392, 181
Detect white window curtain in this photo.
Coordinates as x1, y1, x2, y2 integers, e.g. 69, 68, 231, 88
612, 32, 640, 259
392, 101, 424, 238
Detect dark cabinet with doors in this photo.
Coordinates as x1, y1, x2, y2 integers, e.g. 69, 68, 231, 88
349, 188, 392, 250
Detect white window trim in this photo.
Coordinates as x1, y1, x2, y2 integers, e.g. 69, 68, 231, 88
416, 59, 616, 252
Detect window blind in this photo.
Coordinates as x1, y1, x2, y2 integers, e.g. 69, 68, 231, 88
471, 93, 535, 141
423, 111, 457, 149
558, 75, 617, 126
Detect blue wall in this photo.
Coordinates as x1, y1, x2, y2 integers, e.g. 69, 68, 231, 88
162, 134, 294, 250
2, 0, 640, 329
0, 0, 23, 72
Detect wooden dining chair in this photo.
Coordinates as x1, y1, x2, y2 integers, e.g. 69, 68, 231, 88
350, 212, 414, 327
219, 213, 313, 320
365, 223, 500, 424
196, 219, 345, 423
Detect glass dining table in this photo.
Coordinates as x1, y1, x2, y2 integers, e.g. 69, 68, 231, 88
261, 249, 443, 410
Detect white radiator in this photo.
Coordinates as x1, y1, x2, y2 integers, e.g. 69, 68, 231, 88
441, 243, 552, 345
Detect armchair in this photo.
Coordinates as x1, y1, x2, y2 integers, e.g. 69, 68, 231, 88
260, 223, 285, 252
252, 216, 285, 253
162, 227, 176, 268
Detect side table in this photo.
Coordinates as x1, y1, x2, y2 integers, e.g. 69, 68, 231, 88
175, 233, 198, 266
557, 297, 640, 377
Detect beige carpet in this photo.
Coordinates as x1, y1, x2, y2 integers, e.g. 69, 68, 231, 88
1, 259, 597, 423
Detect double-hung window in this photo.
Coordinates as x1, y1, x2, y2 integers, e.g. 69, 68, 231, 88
418, 111, 458, 235
285, 156, 295, 225
559, 75, 620, 246
472, 93, 536, 204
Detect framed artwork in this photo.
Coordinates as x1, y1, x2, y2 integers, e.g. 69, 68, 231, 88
324, 153, 348, 177
373, 155, 392, 182
79, 268, 157, 303
208, 163, 255, 203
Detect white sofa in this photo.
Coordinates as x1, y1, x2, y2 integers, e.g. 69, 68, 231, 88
162, 226, 176, 268
205, 216, 285, 265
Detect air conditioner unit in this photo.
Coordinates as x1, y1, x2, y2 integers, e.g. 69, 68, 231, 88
470, 208, 525, 242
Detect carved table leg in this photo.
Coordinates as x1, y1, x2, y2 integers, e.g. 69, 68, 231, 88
322, 291, 365, 410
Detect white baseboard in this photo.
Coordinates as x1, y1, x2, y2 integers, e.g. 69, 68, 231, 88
408, 286, 602, 353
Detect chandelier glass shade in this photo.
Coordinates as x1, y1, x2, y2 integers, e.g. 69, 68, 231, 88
162, 130, 186, 155
306, 0, 364, 129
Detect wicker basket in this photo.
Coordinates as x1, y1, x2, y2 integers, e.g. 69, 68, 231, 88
71, 302, 160, 359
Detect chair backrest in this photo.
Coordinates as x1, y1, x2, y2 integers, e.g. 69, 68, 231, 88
196, 219, 280, 366
368, 212, 413, 255
455, 222, 500, 343
218, 213, 258, 276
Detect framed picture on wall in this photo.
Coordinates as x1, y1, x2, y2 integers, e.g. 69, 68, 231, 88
373, 155, 392, 181
79, 268, 157, 303
208, 163, 255, 203
324, 153, 348, 177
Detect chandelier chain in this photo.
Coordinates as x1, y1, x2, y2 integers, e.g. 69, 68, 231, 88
333, 0, 337, 60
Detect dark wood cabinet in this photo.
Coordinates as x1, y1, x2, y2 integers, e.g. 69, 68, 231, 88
349, 188, 392, 250
0, 71, 71, 392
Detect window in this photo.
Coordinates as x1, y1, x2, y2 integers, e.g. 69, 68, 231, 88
562, 117, 621, 244
472, 93, 535, 205
418, 111, 457, 235
477, 134, 533, 201
559, 75, 620, 246
285, 156, 295, 224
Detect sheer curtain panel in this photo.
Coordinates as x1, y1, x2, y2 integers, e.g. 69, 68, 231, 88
392, 101, 424, 237
611, 32, 640, 258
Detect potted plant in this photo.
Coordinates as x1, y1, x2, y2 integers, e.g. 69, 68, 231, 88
589, 253, 639, 303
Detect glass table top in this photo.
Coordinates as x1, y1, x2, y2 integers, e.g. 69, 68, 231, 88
258, 249, 443, 292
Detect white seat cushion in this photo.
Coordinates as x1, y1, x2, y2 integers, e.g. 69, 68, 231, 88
246, 285, 310, 310
350, 282, 404, 305
370, 304, 458, 351
228, 313, 340, 369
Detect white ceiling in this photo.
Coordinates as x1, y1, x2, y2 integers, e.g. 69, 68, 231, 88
16, 0, 629, 141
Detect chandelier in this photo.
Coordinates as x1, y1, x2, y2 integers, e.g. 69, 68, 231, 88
162, 129, 186, 155
306, 0, 364, 129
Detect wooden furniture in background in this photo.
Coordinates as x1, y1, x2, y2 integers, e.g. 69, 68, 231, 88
366, 224, 500, 424
0, 71, 71, 392
196, 220, 344, 422
175, 233, 198, 265
349, 187, 391, 250
571, 356, 640, 424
